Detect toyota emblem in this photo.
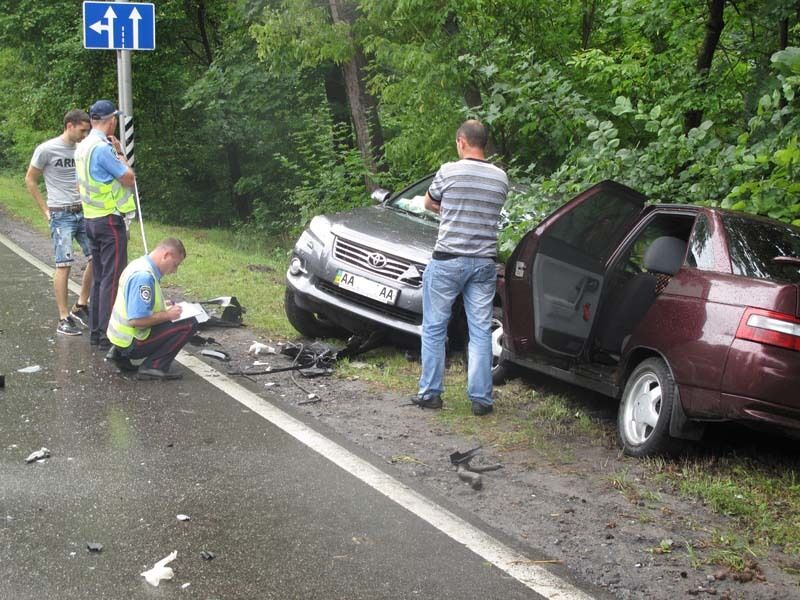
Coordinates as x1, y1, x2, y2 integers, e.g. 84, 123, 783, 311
367, 252, 387, 268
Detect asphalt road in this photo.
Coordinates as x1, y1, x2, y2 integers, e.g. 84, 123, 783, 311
0, 239, 598, 599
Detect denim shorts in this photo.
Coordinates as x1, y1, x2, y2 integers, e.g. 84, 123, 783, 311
49, 210, 91, 267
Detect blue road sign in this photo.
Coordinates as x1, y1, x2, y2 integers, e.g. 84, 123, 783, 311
83, 2, 155, 51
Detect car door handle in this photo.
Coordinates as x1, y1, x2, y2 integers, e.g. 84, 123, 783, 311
571, 276, 599, 310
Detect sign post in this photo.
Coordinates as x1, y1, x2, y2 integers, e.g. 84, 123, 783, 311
82, 0, 154, 165
83, 1, 154, 250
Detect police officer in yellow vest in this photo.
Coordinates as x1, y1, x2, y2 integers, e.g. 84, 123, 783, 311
106, 238, 199, 380
75, 100, 136, 350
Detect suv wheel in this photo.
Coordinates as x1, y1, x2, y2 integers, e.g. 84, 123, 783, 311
617, 357, 681, 457
284, 289, 348, 339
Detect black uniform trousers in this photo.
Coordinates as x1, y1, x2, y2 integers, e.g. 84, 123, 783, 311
122, 318, 199, 372
85, 214, 127, 344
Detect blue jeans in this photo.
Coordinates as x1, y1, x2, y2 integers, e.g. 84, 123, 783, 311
419, 256, 497, 406
49, 210, 91, 266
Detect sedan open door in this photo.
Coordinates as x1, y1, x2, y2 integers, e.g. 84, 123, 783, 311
504, 181, 646, 358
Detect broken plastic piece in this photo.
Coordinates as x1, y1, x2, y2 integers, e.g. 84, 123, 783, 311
200, 550, 216, 561
176, 514, 190, 521
200, 349, 230, 361
182, 582, 191, 589
249, 341, 277, 356
87, 543, 103, 553
25, 447, 51, 463
17, 365, 41, 374
141, 550, 177, 587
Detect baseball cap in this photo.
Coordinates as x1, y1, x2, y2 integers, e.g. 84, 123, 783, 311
89, 100, 122, 120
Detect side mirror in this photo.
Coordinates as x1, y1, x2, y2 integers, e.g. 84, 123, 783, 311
371, 189, 391, 203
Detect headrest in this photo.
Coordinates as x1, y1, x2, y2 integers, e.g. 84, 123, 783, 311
643, 236, 685, 275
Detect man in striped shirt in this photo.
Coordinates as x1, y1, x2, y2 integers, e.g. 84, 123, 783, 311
413, 120, 509, 416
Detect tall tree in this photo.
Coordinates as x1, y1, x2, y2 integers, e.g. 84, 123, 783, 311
684, 0, 726, 132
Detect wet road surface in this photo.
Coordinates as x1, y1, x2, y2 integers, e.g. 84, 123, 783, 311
0, 240, 598, 599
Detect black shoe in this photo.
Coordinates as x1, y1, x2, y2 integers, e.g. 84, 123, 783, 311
105, 347, 138, 373
96, 337, 112, 351
137, 367, 183, 381
471, 401, 494, 416
57, 316, 82, 336
69, 304, 90, 328
411, 395, 443, 409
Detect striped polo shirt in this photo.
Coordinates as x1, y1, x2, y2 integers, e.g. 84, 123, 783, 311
428, 158, 509, 258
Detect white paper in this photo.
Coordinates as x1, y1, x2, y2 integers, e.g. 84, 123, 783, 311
141, 550, 177, 586
171, 302, 209, 323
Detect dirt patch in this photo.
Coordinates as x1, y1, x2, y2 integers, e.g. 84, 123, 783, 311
2, 207, 797, 599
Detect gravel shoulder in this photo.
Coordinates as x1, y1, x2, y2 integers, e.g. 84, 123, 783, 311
2, 208, 798, 600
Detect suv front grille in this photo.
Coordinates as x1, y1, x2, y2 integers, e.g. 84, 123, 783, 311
333, 237, 424, 287
317, 281, 422, 325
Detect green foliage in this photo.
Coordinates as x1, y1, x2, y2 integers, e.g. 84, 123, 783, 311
2, 0, 800, 241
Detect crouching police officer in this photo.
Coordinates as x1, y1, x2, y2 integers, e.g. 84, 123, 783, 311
106, 238, 198, 380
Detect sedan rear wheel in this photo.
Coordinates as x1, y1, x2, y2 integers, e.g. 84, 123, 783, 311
617, 357, 681, 457
491, 307, 515, 385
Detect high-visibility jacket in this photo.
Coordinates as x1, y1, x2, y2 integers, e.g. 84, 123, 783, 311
75, 134, 135, 218
107, 256, 164, 348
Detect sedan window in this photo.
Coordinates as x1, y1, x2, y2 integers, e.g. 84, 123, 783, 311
685, 215, 715, 270
724, 215, 800, 284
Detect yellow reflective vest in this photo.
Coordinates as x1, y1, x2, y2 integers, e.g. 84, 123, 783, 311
107, 256, 165, 348
75, 133, 135, 218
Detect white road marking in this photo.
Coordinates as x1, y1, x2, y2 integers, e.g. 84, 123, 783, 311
1, 231, 595, 600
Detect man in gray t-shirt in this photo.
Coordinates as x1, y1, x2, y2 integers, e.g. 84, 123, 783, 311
25, 109, 94, 336
412, 120, 508, 416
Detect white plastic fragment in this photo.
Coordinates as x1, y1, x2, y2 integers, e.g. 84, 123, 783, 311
25, 447, 51, 463
248, 341, 277, 356
182, 582, 191, 589
176, 514, 190, 521
141, 551, 177, 587
17, 365, 42, 374
307, 393, 318, 400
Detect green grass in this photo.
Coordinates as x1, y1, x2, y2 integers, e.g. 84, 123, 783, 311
0, 172, 297, 338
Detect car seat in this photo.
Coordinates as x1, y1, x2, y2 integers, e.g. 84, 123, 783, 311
595, 236, 686, 356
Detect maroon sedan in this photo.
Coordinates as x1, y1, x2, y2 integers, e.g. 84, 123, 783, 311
497, 180, 800, 456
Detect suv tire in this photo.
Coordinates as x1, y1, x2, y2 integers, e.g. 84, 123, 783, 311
284, 288, 348, 339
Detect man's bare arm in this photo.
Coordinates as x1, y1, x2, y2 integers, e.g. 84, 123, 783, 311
424, 192, 441, 214
24, 165, 49, 220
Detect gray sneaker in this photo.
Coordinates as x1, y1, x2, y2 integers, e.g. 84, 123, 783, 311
57, 316, 82, 336
69, 304, 89, 328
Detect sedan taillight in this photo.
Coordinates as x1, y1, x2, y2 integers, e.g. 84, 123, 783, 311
735, 307, 800, 351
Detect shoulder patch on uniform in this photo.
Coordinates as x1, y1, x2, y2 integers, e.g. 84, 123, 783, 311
139, 285, 153, 303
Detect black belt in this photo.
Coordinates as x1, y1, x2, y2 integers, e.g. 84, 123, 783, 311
51, 204, 83, 214
432, 251, 496, 261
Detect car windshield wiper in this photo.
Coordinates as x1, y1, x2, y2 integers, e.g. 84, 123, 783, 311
389, 205, 438, 222
771, 256, 800, 265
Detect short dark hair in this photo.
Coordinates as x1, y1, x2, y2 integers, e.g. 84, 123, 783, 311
158, 238, 186, 258
456, 119, 488, 150
64, 109, 90, 129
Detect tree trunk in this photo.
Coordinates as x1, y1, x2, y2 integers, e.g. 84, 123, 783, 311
328, 0, 386, 188
443, 12, 499, 158
684, 0, 726, 133
191, 0, 251, 220
581, 0, 597, 50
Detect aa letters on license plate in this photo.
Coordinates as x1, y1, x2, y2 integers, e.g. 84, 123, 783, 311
335, 270, 398, 305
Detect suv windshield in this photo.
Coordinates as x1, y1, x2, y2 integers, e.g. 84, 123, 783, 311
724, 215, 800, 284
387, 176, 437, 219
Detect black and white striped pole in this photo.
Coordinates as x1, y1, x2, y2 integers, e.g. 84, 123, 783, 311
116, 14, 148, 253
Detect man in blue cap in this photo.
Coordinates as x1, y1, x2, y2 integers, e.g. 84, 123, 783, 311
75, 99, 137, 350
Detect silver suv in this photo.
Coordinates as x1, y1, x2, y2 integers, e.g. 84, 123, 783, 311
285, 175, 441, 343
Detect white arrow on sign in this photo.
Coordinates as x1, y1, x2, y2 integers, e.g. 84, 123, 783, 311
89, 6, 117, 49
129, 7, 141, 50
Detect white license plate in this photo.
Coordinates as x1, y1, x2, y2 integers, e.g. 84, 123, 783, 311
334, 270, 398, 305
